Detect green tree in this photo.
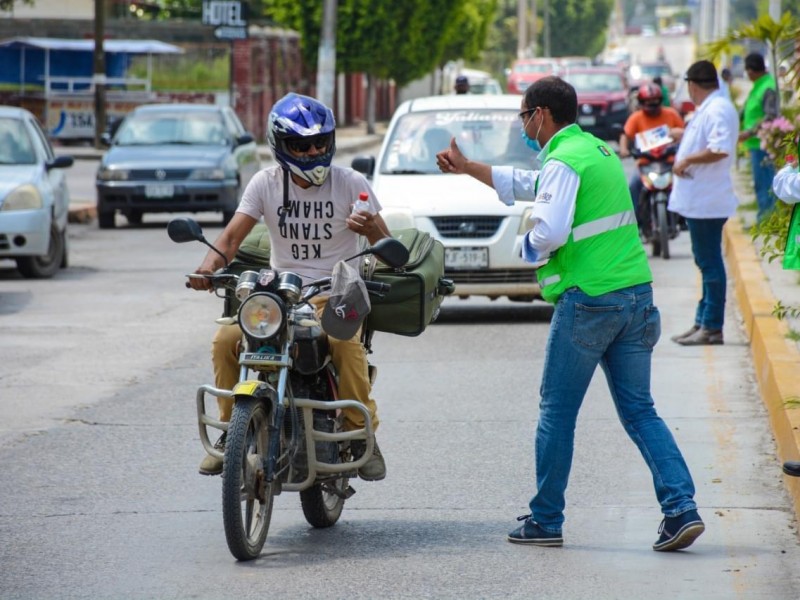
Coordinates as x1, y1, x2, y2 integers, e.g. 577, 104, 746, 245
545, 0, 613, 59
264, 0, 493, 132
0, 0, 32, 11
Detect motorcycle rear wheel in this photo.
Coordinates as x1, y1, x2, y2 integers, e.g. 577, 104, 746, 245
222, 397, 274, 561
657, 202, 670, 259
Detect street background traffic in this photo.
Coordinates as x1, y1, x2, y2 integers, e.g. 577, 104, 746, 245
2, 29, 800, 600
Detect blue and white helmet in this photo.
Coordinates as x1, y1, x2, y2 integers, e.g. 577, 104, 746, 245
267, 93, 336, 186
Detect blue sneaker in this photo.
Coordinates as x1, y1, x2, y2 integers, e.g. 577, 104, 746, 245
652, 509, 705, 551
507, 515, 563, 547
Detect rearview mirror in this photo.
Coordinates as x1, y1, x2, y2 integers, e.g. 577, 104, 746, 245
370, 237, 409, 269
167, 217, 204, 243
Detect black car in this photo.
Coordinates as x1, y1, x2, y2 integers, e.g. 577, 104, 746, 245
95, 104, 260, 228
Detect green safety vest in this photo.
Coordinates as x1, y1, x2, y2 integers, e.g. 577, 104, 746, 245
784, 139, 800, 271
536, 126, 653, 303
742, 73, 777, 151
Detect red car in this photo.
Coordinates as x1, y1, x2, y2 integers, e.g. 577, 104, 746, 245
559, 67, 631, 141
506, 58, 559, 94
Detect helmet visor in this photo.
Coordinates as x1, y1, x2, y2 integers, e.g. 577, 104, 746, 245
286, 133, 334, 154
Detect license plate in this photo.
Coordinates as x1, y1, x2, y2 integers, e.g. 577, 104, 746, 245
578, 115, 596, 126
144, 183, 174, 198
445, 247, 488, 269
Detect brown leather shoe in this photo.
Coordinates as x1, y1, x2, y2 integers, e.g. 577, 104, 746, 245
670, 324, 700, 343
677, 327, 723, 346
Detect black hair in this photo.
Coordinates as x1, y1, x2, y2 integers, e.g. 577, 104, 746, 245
745, 52, 766, 72
523, 76, 578, 125
685, 60, 719, 90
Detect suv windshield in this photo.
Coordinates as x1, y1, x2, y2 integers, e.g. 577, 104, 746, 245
380, 109, 535, 174
115, 112, 229, 146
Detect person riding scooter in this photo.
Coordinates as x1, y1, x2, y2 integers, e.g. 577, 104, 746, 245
619, 83, 685, 238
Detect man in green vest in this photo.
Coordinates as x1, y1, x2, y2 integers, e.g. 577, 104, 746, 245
435, 76, 703, 552
739, 52, 778, 223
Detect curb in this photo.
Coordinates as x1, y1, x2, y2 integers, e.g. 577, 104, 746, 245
723, 218, 800, 517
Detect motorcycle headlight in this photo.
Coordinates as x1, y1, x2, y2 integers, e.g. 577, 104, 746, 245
239, 292, 285, 340
648, 171, 672, 190
1, 184, 42, 211
96, 167, 129, 181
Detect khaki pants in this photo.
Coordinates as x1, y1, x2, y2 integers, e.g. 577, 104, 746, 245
210, 296, 379, 431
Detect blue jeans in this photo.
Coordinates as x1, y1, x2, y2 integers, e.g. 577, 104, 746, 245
750, 148, 776, 223
686, 217, 727, 331
529, 284, 697, 533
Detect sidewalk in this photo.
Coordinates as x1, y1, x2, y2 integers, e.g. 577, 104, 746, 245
64, 121, 386, 223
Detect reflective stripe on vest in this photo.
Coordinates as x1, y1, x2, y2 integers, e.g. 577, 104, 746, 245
572, 209, 637, 242
539, 209, 637, 290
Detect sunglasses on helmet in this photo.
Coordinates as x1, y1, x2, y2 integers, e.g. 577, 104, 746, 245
286, 135, 332, 153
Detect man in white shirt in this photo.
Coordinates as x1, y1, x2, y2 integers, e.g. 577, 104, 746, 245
668, 60, 740, 346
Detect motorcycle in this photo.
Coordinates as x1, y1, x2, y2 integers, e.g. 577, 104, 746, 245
167, 217, 410, 561
631, 144, 680, 259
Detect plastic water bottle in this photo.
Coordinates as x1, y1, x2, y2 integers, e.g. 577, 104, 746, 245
352, 192, 371, 214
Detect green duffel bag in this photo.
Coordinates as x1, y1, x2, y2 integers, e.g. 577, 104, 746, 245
223, 223, 271, 317
362, 228, 454, 336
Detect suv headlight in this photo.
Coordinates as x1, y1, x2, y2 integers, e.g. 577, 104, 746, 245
1, 184, 42, 211
239, 292, 285, 340
97, 167, 129, 181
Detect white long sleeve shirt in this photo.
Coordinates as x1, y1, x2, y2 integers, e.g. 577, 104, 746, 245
490, 139, 581, 267
772, 165, 800, 205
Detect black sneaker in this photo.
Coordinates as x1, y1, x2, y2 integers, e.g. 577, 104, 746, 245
507, 515, 563, 547
653, 509, 705, 551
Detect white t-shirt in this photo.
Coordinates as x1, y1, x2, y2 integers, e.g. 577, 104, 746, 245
236, 165, 381, 284
668, 90, 740, 219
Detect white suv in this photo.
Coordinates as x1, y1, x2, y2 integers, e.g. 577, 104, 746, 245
352, 94, 541, 301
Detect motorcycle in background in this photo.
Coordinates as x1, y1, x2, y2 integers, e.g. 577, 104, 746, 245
630, 143, 680, 259
167, 217, 409, 561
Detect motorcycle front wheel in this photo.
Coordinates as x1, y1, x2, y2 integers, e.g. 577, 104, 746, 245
656, 202, 670, 259
299, 410, 347, 528
222, 397, 274, 561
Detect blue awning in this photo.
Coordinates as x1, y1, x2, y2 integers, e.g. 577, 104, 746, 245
0, 37, 183, 54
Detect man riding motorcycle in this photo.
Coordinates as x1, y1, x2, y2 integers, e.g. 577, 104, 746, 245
619, 83, 685, 237
188, 93, 393, 481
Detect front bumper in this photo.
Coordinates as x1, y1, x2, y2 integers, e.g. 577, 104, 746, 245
0, 209, 51, 257
96, 180, 240, 214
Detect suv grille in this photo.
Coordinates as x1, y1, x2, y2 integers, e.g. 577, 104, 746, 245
432, 216, 503, 238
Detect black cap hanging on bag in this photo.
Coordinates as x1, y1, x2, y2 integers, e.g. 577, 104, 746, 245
321, 260, 371, 340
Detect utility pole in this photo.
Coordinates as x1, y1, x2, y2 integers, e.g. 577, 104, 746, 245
316, 0, 337, 112
543, 0, 550, 57
93, 0, 106, 148
769, 0, 781, 20
530, 0, 537, 57
517, 0, 527, 59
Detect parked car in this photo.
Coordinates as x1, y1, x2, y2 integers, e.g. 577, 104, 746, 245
0, 106, 73, 278
95, 104, 260, 229
559, 67, 630, 140
506, 58, 559, 94
351, 94, 541, 302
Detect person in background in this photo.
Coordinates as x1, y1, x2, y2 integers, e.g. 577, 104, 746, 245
619, 83, 684, 238
668, 60, 739, 347
772, 146, 800, 477
738, 52, 778, 223
435, 75, 704, 553
719, 67, 734, 103
190, 93, 392, 481
652, 75, 671, 107
454, 75, 470, 95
